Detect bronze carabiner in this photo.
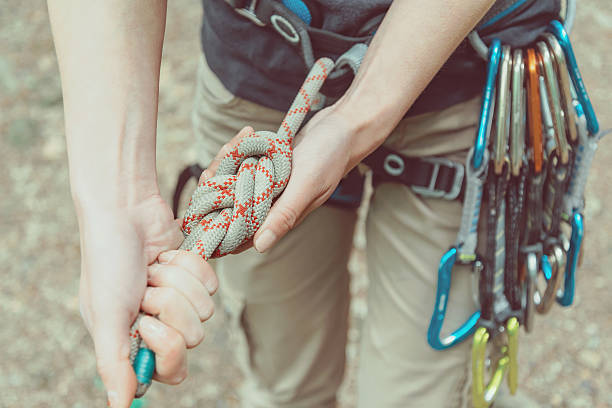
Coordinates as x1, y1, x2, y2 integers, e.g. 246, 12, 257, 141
526, 49, 543, 174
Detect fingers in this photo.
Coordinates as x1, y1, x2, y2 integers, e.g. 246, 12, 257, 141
158, 250, 218, 294
93, 326, 138, 408
141, 286, 205, 348
147, 263, 215, 322
138, 316, 188, 385
201, 126, 254, 181
253, 176, 322, 253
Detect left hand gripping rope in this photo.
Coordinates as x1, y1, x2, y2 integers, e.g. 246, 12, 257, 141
129, 58, 335, 398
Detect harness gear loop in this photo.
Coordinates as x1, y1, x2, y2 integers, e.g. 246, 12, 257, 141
467, 0, 576, 60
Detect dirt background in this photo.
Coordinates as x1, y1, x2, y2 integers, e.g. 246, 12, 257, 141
1, 1, 610, 407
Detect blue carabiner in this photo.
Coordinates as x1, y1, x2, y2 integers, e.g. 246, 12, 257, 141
541, 254, 552, 281
558, 212, 584, 306
472, 39, 502, 170
548, 20, 599, 135
428, 247, 481, 350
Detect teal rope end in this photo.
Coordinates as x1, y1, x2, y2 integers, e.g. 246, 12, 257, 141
130, 398, 148, 408
133, 347, 155, 386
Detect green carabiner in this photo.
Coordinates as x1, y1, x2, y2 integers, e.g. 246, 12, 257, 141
472, 318, 520, 408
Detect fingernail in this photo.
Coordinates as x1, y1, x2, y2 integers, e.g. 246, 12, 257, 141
107, 391, 118, 407
159, 250, 178, 264
254, 229, 277, 253
204, 277, 217, 294
147, 263, 161, 282
140, 316, 167, 338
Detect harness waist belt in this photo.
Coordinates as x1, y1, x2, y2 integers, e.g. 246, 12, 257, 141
363, 146, 465, 201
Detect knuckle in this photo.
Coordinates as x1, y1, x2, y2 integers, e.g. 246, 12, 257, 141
276, 206, 298, 231
165, 331, 186, 357
95, 357, 113, 380
158, 287, 178, 310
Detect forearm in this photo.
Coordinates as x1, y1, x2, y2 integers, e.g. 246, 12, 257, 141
48, 0, 167, 216
334, 0, 496, 163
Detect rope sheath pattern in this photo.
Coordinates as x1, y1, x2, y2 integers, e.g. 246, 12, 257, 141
130, 57, 335, 398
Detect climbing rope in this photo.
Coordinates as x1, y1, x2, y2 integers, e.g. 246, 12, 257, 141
129, 57, 335, 398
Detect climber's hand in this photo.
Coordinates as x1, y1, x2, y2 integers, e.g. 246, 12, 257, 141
138, 249, 218, 385
252, 105, 372, 253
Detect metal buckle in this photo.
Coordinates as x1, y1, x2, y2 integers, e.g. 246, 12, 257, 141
233, 0, 266, 26
410, 157, 465, 200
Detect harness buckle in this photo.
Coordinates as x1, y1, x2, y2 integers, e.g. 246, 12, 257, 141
232, 0, 266, 26
409, 157, 465, 200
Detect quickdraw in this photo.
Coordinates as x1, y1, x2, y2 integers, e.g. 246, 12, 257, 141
426, 39, 502, 350
472, 46, 519, 407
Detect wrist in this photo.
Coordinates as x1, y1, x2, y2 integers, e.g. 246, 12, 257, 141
329, 92, 396, 168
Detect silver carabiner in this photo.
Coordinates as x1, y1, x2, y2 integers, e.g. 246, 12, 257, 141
494, 46, 512, 175
542, 33, 577, 144
537, 41, 570, 165
510, 49, 526, 177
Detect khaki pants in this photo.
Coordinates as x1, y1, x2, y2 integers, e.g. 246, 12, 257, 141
192, 56, 481, 408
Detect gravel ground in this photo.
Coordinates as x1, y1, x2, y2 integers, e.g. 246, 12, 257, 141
1, 1, 610, 407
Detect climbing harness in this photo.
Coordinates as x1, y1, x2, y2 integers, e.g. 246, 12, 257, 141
131, 57, 335, 397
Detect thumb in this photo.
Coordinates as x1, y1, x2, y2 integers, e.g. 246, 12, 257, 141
253, 178, 319, 253
93, 324, 138, 408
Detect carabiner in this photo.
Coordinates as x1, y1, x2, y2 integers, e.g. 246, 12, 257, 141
548, 20, 599, 135
428, 147, 488, 350
472, 317, 520, 408
557, 212, 583, 306
542, 33, 577, 144
510, 49, 525, 177
526, 48, 543, 173
473, 39, 502, 171
537, 41, 570, 165
493, 46, 512, 175
535, 246, 564, 314
522, 252, 537, 332
427, 247, 481, 350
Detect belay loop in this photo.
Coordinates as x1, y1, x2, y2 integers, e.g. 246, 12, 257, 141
130, 57, 335, 398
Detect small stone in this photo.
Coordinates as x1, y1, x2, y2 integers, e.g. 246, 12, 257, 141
550, 394, 563, 407
563, 319, 578, 332
0, 56, 18, 94
585, 323, 598, 336
577, 349, 602, 370
42, 134, 66, 160
7, 118, 39, 148
567, 395, 593, 408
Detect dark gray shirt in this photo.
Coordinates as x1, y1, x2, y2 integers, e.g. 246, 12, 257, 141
201, 0, 561, 114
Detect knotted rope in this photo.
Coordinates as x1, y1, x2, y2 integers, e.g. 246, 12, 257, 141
130, 57, 335, 397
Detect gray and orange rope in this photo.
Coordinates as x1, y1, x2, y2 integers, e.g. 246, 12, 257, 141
130, 57, 335, 397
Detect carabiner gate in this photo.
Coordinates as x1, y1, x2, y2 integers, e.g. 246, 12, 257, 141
428, 248, 481, 349
493, 46, 512, 175
472, 317, 520, 408
557, 212, 583, 306
535, 246, 564, 314
473, 40, 502, 170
